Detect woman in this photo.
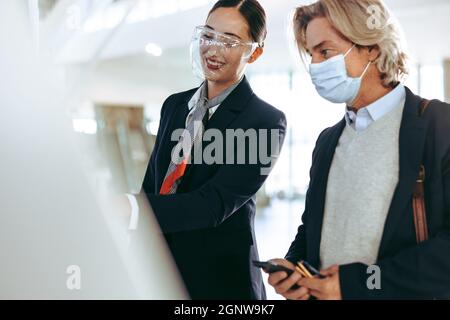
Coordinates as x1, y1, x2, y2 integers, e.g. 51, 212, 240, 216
267, 0, 450, 300
142, 0, 287, 300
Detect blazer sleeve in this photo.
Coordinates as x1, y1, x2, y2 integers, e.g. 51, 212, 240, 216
339, 158, 450, 299
145, 112, 287, 234
285, 129, 327, 264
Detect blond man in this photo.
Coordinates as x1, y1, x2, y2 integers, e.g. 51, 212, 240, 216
267, 0, 450, 299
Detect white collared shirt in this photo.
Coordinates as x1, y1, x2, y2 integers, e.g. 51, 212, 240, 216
345, 84, 406, 132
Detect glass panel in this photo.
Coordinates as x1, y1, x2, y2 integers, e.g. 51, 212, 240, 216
420, 64, 445, 100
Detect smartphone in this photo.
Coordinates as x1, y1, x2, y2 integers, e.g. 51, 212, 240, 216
253, 260, 299, 290
252, 260, 294, 276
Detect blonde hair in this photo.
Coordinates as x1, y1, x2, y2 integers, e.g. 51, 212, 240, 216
293, 0, 408, 87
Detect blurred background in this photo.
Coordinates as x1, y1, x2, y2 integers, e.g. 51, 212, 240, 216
34, 0, 450, 299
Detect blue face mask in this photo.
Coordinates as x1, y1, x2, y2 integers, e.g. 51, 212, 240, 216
309, 45, 371, 105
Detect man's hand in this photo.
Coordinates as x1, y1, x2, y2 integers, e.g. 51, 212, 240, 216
266, 259, 310, 300
298, 265, 342, 300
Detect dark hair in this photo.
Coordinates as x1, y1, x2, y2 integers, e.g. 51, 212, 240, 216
208, 0, 267, 47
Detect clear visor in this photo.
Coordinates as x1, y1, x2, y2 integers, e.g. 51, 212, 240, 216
190, 26, 259, 80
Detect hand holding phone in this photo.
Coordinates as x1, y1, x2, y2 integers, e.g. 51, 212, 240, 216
253, 260, 325, 279
253, 260, 302, 290
252, 260, 295, 276
254, 259, 307, 292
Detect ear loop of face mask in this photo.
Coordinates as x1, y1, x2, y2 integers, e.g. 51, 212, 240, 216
343, 44, 355, 58
344, 44, 372, 79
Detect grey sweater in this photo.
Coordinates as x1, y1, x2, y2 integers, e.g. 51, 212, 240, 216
319, 100, 405, 269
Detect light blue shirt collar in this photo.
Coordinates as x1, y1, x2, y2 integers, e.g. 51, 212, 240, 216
345, 84, 406, 132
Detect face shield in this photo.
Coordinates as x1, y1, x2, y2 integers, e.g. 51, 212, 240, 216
190, 25, 259, 80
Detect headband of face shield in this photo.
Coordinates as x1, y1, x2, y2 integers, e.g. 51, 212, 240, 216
190, 26, 259, 80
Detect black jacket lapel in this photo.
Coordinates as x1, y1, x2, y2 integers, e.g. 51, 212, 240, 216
207, 76, 254, 131
377, 87, 428, 258
308, 119, 346, 267
157, 92, 193, 191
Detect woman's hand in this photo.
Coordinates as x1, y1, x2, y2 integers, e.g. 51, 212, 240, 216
297, 265, 342, 300
265, 259, 311, 300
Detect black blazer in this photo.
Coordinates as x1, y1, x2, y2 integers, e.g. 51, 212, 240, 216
285, 87, 450, 299
142, 77, 287, 300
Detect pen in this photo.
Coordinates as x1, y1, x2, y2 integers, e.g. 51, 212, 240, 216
295, 265, 307, 278
297, 262, 313, 278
